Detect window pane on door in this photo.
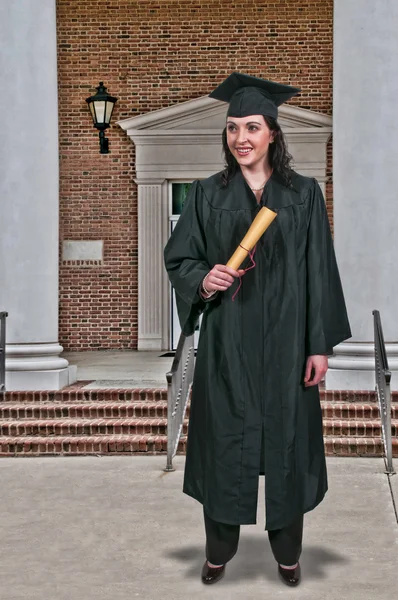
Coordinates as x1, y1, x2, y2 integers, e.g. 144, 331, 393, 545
172, 182, 192, 215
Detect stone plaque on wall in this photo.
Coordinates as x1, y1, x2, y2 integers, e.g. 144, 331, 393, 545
62, 241, 103, 266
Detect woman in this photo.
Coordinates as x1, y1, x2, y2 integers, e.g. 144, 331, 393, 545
164, 72, 351, 587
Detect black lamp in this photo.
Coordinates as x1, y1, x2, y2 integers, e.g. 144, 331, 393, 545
86, 82, 118, 154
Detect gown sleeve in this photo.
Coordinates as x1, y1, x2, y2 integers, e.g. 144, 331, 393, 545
305, 179, 352, 356
164, 180, 215, 336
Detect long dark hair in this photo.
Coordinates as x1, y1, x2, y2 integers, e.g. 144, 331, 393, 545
221, 116, 294, 187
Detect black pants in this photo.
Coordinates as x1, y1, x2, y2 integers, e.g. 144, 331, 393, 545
204, 509, 303, 566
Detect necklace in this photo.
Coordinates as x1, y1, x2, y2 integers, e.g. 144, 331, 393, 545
247, 170, 273, 192
250, 181, 267, 192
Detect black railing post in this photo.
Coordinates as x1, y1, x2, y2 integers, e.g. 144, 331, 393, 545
373, 309, 395, 475
0, 312, 8, 393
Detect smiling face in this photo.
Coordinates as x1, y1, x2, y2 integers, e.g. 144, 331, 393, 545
226, 115, 275, 169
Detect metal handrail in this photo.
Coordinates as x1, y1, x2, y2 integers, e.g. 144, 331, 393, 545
164, 333, 195, 472
0, 312, 8, 393
373, 310, 395, 474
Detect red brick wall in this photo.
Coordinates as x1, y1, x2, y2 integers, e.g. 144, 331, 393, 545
56, 0, 333, 350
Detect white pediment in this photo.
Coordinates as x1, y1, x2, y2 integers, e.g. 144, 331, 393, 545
118, 95, 332, 136
117, 94, 332, 185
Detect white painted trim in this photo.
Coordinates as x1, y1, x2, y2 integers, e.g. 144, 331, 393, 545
118, 96, 332, 132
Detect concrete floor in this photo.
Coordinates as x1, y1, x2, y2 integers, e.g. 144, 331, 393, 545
61, 350, 326, 391
62, 350, 172, 389
0, 456, 397, 600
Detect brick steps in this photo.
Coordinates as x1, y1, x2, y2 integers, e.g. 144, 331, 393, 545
0, 435, 187, 456
0, 389, 168, 403
322, 402, 398, 420
322, 419, 398, 437
0, 401, 169, 420
1, 434, 397, 458
1, 390, 397, 404
0, 388, 397, 458
0, 417, 189, 437
320, 391, 398, 403
2, 400, 397, 421
1, 415, 396, 439
325, 437, 398, 457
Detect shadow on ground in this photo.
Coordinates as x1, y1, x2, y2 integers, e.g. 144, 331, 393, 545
166, 537, 348, 582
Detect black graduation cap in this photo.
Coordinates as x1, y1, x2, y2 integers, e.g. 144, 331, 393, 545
209, 72, 300, 119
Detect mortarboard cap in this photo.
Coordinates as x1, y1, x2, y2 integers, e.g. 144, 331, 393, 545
209, 72, 300, 119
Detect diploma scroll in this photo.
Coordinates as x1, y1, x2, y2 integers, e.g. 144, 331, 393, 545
226, 207, 277, 271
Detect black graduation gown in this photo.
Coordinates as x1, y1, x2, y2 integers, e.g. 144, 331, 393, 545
164, 169, 351, 530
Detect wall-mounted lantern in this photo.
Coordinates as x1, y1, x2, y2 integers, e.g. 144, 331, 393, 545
86, 82, 118, 154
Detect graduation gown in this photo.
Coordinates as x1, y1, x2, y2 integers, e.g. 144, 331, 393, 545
164, 169, 351, 530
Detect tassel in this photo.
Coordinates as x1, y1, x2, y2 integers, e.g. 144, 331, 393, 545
231, 245, 257, 302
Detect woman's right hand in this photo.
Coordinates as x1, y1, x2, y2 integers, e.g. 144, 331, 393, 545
203, 264, 245, 293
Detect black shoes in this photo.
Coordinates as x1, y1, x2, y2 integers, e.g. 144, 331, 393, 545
278, 562, 301, 587
201, 561, 226, 585
201, 560, 301, 586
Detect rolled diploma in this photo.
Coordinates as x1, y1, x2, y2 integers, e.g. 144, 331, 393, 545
226, 206, 277, 270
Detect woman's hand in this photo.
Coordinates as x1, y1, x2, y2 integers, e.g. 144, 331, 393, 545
203, 264, 245, 293
304, 355, 328, 387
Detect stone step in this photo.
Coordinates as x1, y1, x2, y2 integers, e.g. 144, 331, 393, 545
0, 418, 189, 437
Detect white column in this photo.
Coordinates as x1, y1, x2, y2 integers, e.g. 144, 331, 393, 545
327, 0, 398, 390
136, 179, 167, 350
0, 0, 74, 390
